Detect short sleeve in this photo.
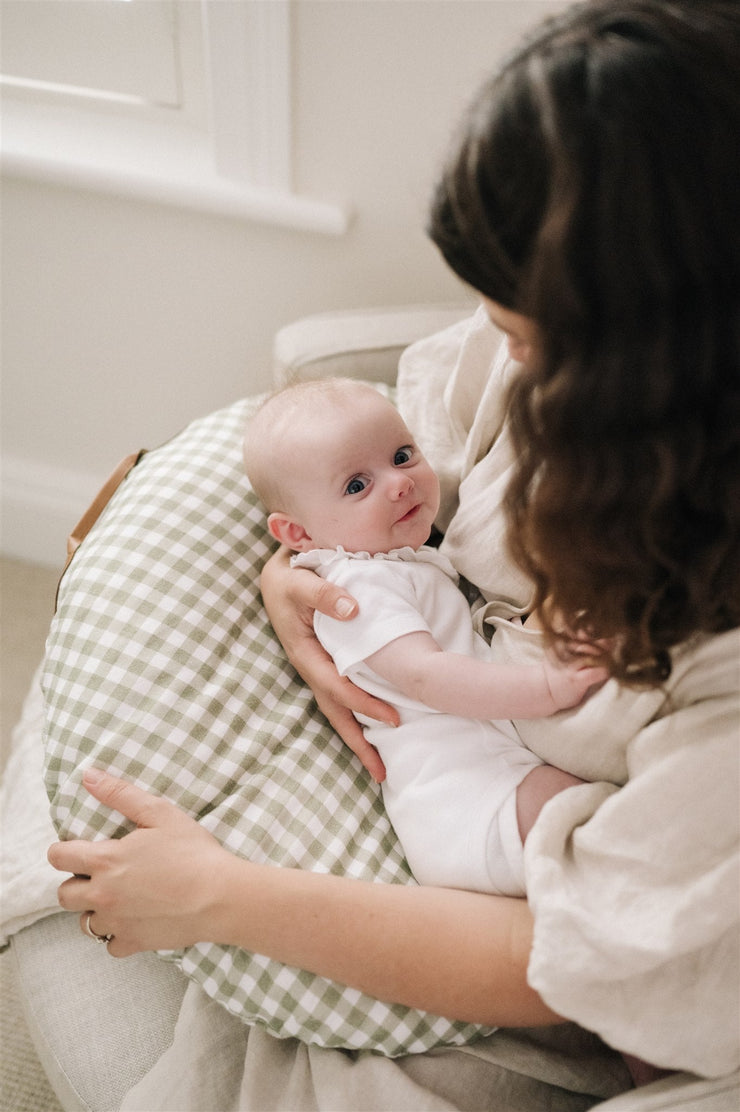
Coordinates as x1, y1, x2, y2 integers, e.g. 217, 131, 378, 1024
314, 560, 430, 675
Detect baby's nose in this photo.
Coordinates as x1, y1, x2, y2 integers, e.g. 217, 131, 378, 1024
389, 473, 414, 499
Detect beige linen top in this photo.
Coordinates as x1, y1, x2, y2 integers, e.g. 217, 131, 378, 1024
397, 305, 740, 1077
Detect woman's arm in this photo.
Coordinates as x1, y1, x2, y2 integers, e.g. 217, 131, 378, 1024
49, 770, 562, 1029
260, 546, 398, 782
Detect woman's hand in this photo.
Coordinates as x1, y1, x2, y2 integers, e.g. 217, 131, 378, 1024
49, 773, 555, 1029
48, 770, 236, 957
260, 546, 397, 782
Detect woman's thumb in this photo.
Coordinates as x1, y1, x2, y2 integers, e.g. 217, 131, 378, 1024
314, 578, 358, 620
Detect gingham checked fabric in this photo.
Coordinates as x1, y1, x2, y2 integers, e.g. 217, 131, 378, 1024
42, 396, 494, 1056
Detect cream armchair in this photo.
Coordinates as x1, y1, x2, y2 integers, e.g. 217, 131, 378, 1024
272, 302, 473, 386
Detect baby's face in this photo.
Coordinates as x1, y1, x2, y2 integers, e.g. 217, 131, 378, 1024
287, 390, 440, 555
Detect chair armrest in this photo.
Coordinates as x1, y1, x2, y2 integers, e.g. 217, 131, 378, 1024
272, 302, 473, 387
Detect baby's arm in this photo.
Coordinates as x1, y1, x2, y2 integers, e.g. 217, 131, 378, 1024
365, 631, 606, 719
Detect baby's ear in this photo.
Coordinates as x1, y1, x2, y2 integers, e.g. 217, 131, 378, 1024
267, 512, 313, 552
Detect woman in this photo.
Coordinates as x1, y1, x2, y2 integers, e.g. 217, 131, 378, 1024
48, 1, 739, 1106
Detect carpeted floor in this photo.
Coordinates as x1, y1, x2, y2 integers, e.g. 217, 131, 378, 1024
1, 556, 65, 1112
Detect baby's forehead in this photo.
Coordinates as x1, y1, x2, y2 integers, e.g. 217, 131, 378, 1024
302, 388, 407, 453
295, 383, 398, 426
265, 384, 407, 468
309, 380, 389, 410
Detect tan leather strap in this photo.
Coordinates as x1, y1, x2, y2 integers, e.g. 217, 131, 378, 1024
56, 450, 147, 607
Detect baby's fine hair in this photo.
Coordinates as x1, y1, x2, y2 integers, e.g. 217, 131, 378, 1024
243, 378, 385, 512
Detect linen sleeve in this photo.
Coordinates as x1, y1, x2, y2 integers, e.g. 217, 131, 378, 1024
525, 628, 740, 1078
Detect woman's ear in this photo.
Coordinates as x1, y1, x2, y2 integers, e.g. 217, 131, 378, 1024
267, 512, 314, 552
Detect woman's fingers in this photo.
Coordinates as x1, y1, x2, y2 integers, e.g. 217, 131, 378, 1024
48, 779, 229, 955
308, 648, 398, 722
79, 768, 176, 828
54, 870, 96, 910
290, 648, 390, 780
47, 772, 185, 881
46, 837, 81, 877
261, 547, 358, 625
310, 575, 358, 621
315, 694, 388, 783
80, 911, 114, 946
284, 559, 358, 621
261, 546, 394, 778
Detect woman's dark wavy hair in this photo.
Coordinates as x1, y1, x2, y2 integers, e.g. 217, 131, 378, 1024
429, 0, 740, 684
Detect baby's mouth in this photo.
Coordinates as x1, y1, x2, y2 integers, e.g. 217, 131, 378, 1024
397, 504, 420, 523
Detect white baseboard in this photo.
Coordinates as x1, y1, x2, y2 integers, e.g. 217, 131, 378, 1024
1, 456, 101, 569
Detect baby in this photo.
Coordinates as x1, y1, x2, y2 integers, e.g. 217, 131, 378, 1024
244, 379, 606, 895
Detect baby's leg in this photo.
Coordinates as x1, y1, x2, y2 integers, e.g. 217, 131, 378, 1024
516, 765, 584, 843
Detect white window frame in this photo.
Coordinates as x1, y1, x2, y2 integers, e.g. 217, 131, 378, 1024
0, 0, 350, 235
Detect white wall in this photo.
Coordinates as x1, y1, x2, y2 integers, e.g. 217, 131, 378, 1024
1, 0, 564, 567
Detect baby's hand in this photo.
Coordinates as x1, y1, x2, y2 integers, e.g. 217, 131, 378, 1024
543, 652, 609, 711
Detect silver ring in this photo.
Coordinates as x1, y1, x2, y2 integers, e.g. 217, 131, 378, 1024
84, 911, 113, 945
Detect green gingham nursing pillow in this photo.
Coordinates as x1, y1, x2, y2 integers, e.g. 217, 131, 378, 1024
42, 395, 493, 1056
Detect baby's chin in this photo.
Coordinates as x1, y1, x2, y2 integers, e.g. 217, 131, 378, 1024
328, 519, 434, 555
390, 521, 436, 552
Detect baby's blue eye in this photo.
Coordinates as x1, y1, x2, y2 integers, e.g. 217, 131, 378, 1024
394, 447, 413, 465
346, 477, 366, 495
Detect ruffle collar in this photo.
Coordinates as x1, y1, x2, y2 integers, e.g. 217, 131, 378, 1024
291, 545, 459, 582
